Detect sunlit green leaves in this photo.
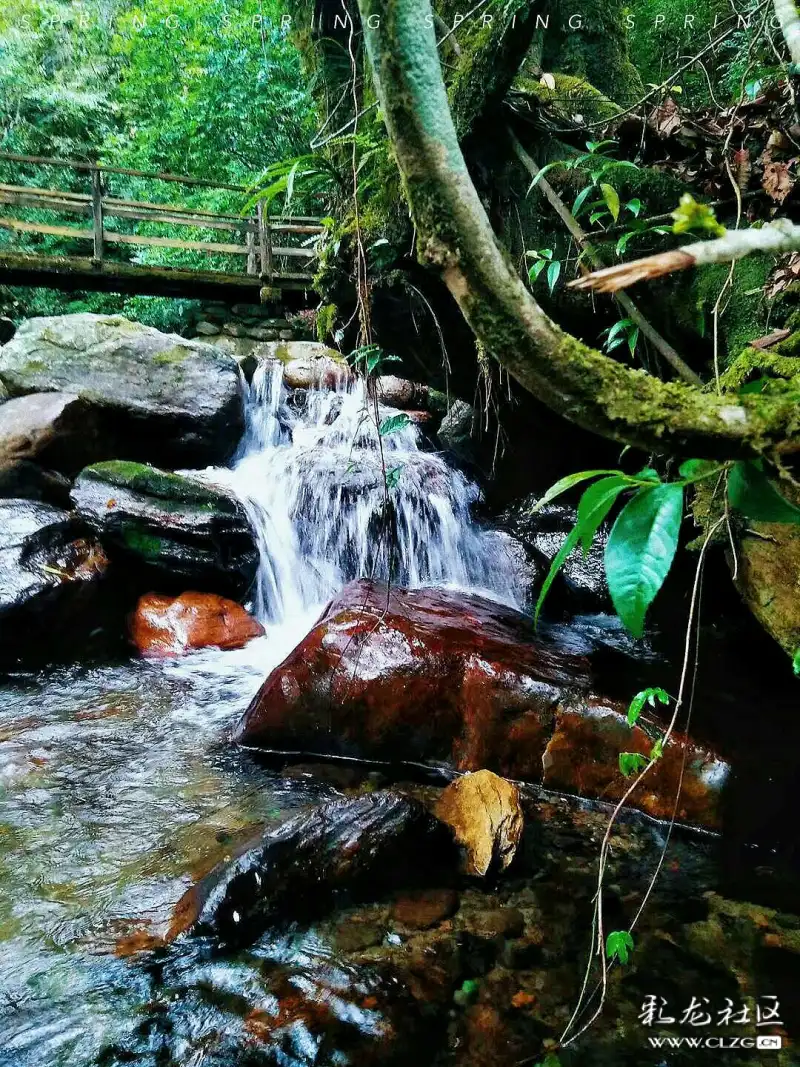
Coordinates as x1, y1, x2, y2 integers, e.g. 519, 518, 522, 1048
605, 484, 684, 638
606, 930, 634, 964
600, 182, 620, 222
626, 687, 669, 726
672, 193, 726, 238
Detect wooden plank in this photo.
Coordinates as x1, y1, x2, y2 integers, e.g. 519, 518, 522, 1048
0, 216, 318, 258
0, 181, 88, 202
0, 250, 316, 298
90, 168, 104, 265
0, 150, 250, 192
0, 190, 92, 214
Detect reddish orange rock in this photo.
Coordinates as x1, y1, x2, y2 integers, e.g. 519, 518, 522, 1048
237, 580, 729, 828
130, 591, 264, 657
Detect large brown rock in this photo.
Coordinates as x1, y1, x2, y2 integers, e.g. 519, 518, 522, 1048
0, 392, 100, 476
130, 591, 264, 657
237, 580, 728, 827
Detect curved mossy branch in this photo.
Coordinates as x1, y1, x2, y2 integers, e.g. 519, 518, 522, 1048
356, 0, 800, 458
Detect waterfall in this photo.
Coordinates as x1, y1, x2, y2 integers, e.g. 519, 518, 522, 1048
214, 359, 525, 627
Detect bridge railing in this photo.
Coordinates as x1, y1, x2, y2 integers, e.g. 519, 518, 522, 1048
0, 151, 324, 286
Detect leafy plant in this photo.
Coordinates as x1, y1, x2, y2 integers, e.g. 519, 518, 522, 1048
671, 193, 726, 238
606, 930, 635, 964
533, 455, 800, 636
619, 752, 649, 777
348, 344, 403, 377
601, 317, 640, 358
626, 687, 669, 727
526, 248, 562, 294
378, 413, 412, 436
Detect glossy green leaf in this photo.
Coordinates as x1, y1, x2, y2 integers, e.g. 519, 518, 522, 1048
627, 686, 669, 726
575, 476, 629, 554
572, 185, 595, 217
679, 458, 719, 480
619, 752, 649, 777
533, 469, 622, 512
606, 929, 635, 964
600, 182, 621, 222
547, 259, 562, 294
378, 413, 412, 437
728, 460, 800, 524
605, 484, 684, 637
385, 465, 403, 489
626, 198, 642, 217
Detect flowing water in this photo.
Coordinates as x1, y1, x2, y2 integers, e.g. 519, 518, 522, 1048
0, 361, 527, 1066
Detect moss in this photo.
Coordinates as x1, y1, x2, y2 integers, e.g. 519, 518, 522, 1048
151, 346, 190, 366
512, 72, 620, 124
537, 0, 644, 105
120, 526, 165, 560
721, 348, 800, 390
84, 461, 226, 508
692, 258, 774, 365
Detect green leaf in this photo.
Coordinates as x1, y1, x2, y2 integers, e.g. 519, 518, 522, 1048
679, 458, 719, 480
606, 930, 635, 964
793, 649, 800, 676
528, 259, 548, 283
635, 467, 661, 483
533, 469, 622, 512
526, 163, 561, 193
575, 476, 629, 554
627, 326, 640, 358
627, 686, 669, 726
728, 460, 800, 524
615, 231, 636, 256
385, 466, 403, 489
535, 1056, 562, 1067
379, 413, 412, 437
605, 484, 684, 637
619, 752, 649, 777
572, 185, 595, 217
600, 182, 621, 222
547, 259, 562, 294
626, 198, 642, 217
650, 738, 664, 760
535, 477, 628, 623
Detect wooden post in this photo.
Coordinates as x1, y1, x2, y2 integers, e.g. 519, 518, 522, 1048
246, 217, 256, 275
257, 200, 272, 281
90, 167, 104, 267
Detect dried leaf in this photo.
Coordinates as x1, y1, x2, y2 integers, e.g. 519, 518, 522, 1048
762, 160, 794, 203
435, 770, 523, 877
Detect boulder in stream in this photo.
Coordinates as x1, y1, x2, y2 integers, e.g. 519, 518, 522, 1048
169, 790, 458, 949
130, 590, 264, 657
71, 461, 258, 599
0, 498, 110, 666
0, 392, 102, 477
0, 314, 243, 467
237, 580, 729, 827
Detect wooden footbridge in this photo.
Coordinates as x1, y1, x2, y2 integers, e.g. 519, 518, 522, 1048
0, 152, 324, 302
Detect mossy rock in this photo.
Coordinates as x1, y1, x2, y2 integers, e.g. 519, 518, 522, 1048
513, 72, 621, 124
71, 462, 258, 600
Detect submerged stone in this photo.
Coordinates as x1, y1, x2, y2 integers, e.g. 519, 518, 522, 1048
237, 580, 728, 827
71, 461, 258, 599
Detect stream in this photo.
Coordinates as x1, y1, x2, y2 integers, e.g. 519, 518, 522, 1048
0, 363, 796, 1066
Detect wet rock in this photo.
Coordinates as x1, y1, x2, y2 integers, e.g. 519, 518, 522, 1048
71, 461, 258, 598
435, 771, 523, 877
0, 498, 110, 666
375, 375, 442, 411
0, 460, 72, 506
171, 791, 458, 949
437, 399, 478, 462
391, 888, 460, 930
333, 919, 386, 952
283, 352, 354, 390
0, 314, 242, 466
247, 325, 279, 341
238, 580, 728, 827
0, 317, 15, 346
193, 320, 221, 336
466, 907, 526, 940
0, 392, 101, 476
129, 591, 264, 657
497, 497, 610, 612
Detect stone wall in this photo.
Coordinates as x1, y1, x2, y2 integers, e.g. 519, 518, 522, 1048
189, 301, 315, 363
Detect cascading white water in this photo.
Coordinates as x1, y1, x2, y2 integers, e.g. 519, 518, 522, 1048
215, 359, 525, 628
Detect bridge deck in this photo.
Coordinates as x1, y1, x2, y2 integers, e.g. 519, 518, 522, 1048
0, 152, 323, 301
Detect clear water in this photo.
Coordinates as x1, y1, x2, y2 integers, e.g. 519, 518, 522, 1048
0, 360, 527, 1065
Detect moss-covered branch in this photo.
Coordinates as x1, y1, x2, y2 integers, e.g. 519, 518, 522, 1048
356, 0, 800, 458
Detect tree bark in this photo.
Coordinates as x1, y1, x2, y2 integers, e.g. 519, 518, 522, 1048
356, 0, 800, 459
